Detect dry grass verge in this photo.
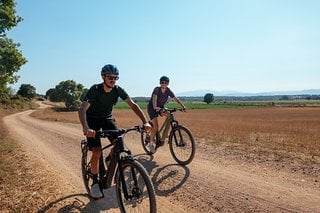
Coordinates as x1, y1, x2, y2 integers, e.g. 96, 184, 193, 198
31, 108, 79, 123
0, 109, 82, 212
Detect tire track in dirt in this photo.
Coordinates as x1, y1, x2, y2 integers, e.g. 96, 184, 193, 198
3, 110, 320, 212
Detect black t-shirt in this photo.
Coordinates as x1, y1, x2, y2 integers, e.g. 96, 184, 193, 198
83, 83, 129, 118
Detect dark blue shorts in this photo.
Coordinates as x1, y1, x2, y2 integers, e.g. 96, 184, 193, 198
87, 117, 117, 149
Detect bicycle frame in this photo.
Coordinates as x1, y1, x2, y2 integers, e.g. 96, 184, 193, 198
141, 107, 195, 166
98, 133, 136, 200
83, 126, 157, 212
156, 112, 179, 144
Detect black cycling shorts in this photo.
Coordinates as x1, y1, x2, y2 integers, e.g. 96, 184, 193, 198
87, 117, 118, 150
147, 104, 160, 120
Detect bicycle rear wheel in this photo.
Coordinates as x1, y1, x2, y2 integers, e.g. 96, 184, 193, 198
116, 159, 157, 213
169, 125, 196, 165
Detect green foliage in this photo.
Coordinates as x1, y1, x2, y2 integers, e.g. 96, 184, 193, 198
0, 84, 10, 101
0, 0, 26, 101
0, 95, 32, 109
203, 93, 214, 104
0, 36, 27, 101
80, 88, 88, 101
17, 83, 36, 99
46, 80, 85, 111
0, 0, 22, 35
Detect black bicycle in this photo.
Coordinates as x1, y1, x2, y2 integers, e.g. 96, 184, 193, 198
81, 126, 157, 212
141, 108, 196, 165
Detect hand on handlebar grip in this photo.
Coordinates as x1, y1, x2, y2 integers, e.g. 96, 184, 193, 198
143, 123, 152, 132
85, 129, 96, 138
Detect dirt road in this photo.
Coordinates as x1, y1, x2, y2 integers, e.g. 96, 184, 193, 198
3, 110, 320, 212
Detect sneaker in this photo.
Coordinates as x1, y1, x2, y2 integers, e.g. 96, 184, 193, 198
90, 183, 103, 199
149, 141, 156, 154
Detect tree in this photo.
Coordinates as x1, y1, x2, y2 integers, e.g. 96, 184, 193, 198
17, 83, 36, 99
0, 0, 27, 101
80, 88, 88, 101
45, 88, 60, 102
204, 93, 214, 104
46, 80, 85, 110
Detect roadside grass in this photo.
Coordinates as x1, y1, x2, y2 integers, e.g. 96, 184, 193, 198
0, 108, 75, 211
31, 108, 79, 123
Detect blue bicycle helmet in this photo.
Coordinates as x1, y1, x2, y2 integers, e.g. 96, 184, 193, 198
101, 64, 119, 75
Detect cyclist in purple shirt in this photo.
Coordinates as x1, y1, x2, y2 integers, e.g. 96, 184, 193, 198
147, 76, 186, 153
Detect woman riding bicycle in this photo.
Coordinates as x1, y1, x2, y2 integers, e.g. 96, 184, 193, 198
147, 76, 186, 153
78, 64, 151, 199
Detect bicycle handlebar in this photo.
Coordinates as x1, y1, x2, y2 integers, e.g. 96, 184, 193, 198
161, 107, 185, 113
96, 125, 144, 138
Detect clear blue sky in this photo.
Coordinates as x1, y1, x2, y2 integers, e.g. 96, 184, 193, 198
8, 0, 320, 96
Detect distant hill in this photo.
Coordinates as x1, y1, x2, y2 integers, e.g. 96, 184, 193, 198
177, 89, 320, 97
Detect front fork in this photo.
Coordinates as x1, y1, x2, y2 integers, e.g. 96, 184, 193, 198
115, 137, 139, 200
118, 156, 138, 200
171, 125, 185, 147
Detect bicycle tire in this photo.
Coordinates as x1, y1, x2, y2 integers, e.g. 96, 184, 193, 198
141, 132, 157, 155
81, 142, 92, 194
116, 159, 157, 213
169, 125, 196, 165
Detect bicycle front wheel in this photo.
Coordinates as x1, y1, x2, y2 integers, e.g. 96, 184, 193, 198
116, 159, 157, 213
81, 141, 93, 194
141, 131, 156, 155
169, 125, 196, 165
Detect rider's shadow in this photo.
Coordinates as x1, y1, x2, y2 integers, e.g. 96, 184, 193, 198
39, 156, 190, 212
135, 154, 190, 197
38, 188, 120, 212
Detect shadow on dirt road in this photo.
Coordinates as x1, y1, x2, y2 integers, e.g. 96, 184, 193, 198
135, 154, 191, 197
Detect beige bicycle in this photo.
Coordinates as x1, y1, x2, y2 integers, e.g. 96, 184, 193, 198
141, 108, 196, 165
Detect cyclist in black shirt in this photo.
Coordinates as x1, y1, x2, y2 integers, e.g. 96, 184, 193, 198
78, 64, 151, 199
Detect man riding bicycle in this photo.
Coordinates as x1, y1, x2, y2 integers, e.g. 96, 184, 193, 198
78, 64, 151, 199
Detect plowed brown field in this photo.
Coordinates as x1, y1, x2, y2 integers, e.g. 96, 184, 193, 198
114, 107, 320, 155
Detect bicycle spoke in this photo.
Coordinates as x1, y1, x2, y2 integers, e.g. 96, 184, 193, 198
117, 161, 156, 212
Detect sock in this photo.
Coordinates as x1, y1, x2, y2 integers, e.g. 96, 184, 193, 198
92, 174, 98, 184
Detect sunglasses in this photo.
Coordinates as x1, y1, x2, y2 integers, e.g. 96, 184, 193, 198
160, 81, 168, 84
105, 75, 119, 81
